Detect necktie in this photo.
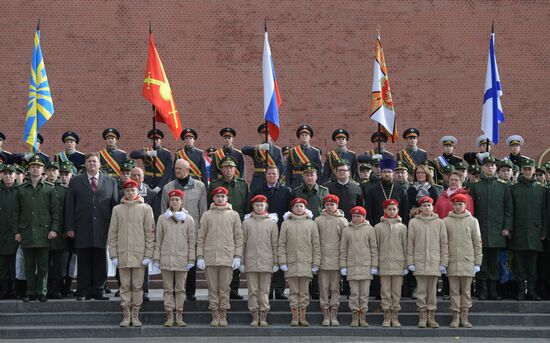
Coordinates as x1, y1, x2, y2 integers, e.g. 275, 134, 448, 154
91, 176, 97, 193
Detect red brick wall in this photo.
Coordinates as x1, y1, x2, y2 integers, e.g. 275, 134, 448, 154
2, 1, 550, 176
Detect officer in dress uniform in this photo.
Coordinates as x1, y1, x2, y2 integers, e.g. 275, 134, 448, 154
357, 132, 395, 165
13, 134, 50, 166
130, 129, 172, 192
286, 125, 323, 189
322, 129, 358, 183
0, 132, 15, 165
174, 128, 208, 187
397, 128, 428, 170
433, 136, 463, 185
464, 135, 493, 166
211, 128, 246, 181
54, 131, 85, 174
99, 128, 127, 178
242, 123, 283, 193
503, 135, 529, 167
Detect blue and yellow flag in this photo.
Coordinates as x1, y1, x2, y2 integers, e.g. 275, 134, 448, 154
24, 28, 54, 152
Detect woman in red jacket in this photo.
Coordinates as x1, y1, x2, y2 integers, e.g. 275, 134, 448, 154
435, 171, 474, 219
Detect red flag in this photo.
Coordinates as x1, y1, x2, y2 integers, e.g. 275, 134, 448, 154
142, 33, 182, 140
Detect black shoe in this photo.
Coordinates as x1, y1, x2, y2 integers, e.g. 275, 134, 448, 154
38, 294, 47, 302
94, 295, 109, 301
477, 280, 488, 300
230, 290, 243, 300
527, 282, 541, 301
186, 294, 196, 301
143, 292, 150, 302
22, 296, 30, 302
275, 290, 287, 300
269, 289, 275, 300
488, 280, 501, 300
104, 287, 112, 294
516, 281, 526, 301
114, 290, 120, 297
76, 296, 85, 301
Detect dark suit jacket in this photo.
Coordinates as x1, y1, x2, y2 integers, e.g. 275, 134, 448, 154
65, 173, 118, 249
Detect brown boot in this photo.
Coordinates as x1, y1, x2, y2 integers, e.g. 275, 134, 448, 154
449, 311, 460, 328
359, 309, 369, 327
382, 310, 391, 327
299, 307, 309, 326
391, 310, 401, 327
290, 306, 299, 326
175, 310, 186, 327
250, 310, 259, 327
131, 306, 142, 327
259, 310, 268, 327
330, 306, 340, 326
461, 308, 473, 328
350, 310, 359, 327
321, 307, 330, 326
210, 310, 219, 327
164, 310, 174, 327
418, 309, 428, 328
218, 309, 228, 327
119, 307, 131, 327
427, 310, 439, 328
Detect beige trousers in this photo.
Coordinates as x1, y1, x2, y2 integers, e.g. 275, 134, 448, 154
161, 270, 188, 311
348, 279, 371, 311
415, 275, 438, 311
246, 272, 272, 311
318, 270, 340, 309
380, 275, 403, 311
118, 267, 145, 308
448, 276, 473, 312
205, 266, 233, 310
287, 276, 311, 308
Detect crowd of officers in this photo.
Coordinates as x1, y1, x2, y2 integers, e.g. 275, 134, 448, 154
0, 123, 549, 329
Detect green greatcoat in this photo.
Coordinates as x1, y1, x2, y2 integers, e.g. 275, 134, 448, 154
509, 176, 547, 252
50, 182, 69, 250
15, 180, 60, 248
469, 175, 513, 248
0, 181, 18, 254
292, 183, 329, 219
207, 176, 249, 221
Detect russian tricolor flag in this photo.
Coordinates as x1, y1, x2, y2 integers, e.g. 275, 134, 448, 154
262, 28, 281, 141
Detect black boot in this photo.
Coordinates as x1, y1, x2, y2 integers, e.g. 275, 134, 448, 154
0, 280, 8, 299
49, 280, 63, 299
477, 280, 488, 300
15, 280, 26, 299
488, 280, 501, 300
516, 281, 526, 301
539, 281, 550, 300
275, 289, 287, 300
7, 280, 16, 299
526, 282, 541, 301
230, 289, 243, 300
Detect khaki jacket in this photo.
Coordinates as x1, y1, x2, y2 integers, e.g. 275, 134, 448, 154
242, 212, 279, 273
162, 178, 208, 235
314, 209, 347, 271
197, 203, 243, 267
108, 197, 155, 268
444, 211, 483, 277
375, 216, 407, 276
153, 209, 196, 271
340, 220, 378, 281
407, 214, 449, 276
278, 213, 321, 278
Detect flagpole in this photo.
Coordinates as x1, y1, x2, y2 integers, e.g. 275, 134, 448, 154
264, 18, 269, 169
487, 20, 494, 154
149, 22, 158, 183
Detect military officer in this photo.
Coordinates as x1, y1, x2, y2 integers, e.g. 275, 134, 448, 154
497, 159, 515, 185
454, 161, 468, 183
433, 136, 463, 185
504, 135, 529, 167
358, 163, 372, 183
15, 155, 60, 302
0, 164, 19, 299
117, 161, 136, 202
99, 128, 127, 178
463, 135, 492, 166
242, 123, 284, 193
286, 125, 323, 189
15, 164, 27, 185
54, 131, 85, 174
397, 128, 428, 170
465, 164, 481, 187
535, 165, 547, 185
0, 132, 15, 165
469, 156, 513, 301
322, 129, 358, 183
175, 128, 208, 187
13, 134, 50, 166
211, 128, 246, 181
393, 161, 410, 190
357, 132, 395, 165
130, 129, 172, 191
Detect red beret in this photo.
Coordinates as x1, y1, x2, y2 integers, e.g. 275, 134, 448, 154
350, 206, 367, 216
322, 194, 340, 204
290, 198, 308, 206
168, 189, 185, 198
383, 199, 399, 208
211, 186, 229, 196
250, 194, 267, 203
451, 194, 469, 204
122, 180, 138, 189
418, 196, 434, 205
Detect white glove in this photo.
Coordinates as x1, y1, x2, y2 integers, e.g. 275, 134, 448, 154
174, 211, 187, 221
408, 264, 416, 272
259, 143, 270, 151
340, 268, 348, 276
187, 263, 195, 270
111, 258, 118, 266
439, 266, 447, 275
280, 264, 288, 272
232, 257, 241, 270
478, 152, 490, 161
24, 152, 33, 160
403, 269, 409, 276
239, 264, 245, 273
146, 150, 158, 157
473, 265, 481, 274
153, 186, 161, 193
370, 267, 379, 276
153, 261, 160, 270
142, 258, 152, 266
272, 265, 279, 273
197, 258, 205, 270
372, 154, 383, 159
163, 209, 173, 219
311, 265, 319, 274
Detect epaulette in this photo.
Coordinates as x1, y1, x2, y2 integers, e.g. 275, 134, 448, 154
318, 184, 329, 191
41, 153, 50, 158
43, 180, 55, 186
118, 149, 126, 154
75, 150, 85, 155
418, 148, 427, 153
57, 183, 69, 189
497, 179, 508, 184
235, 177, 247, 183
16, 181, 29, 188
2, 150, 11, 154
162, 147, 172, 153
233, 148, 242, 153
348, 150, 356, 154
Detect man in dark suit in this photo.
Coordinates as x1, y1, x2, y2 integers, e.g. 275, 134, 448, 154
65, 152, 118, 300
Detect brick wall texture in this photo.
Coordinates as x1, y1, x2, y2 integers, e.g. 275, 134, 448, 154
1, 0, 550, 175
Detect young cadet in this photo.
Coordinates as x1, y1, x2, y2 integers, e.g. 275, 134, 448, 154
407, 196, 448, 328
314, 194, 347, 326
240, 195, 279, 327
444, 193, 482, 328
375, 199, 408, 327
340, 206, 378, 327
